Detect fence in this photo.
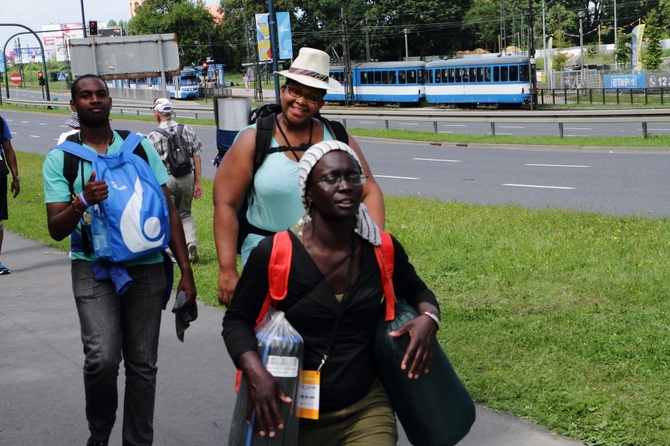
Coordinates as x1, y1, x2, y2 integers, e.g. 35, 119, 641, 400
538, 87, 670, 106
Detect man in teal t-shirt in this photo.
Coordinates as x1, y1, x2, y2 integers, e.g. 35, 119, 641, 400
42, 75, 196, 446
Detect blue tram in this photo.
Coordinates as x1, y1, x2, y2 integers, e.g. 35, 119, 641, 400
325, 61, 426, 104
425, 55, 531, 107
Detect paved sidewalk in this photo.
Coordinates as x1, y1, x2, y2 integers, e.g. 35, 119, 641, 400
0, 231, 583, 445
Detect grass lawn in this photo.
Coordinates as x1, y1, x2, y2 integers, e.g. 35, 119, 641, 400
7, 149, 670, 446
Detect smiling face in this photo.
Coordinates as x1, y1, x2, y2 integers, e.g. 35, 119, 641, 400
280, 80, 325, 125
70, 75, 112, 128
306, 151, 364, 222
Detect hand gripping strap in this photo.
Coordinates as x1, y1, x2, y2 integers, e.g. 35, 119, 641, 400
374, 231, 396, 321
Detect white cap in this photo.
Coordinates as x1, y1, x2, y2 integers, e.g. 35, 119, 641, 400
152, 97, 173, 113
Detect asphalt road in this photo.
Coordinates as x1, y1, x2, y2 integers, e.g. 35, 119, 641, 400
4, 108, 669, 218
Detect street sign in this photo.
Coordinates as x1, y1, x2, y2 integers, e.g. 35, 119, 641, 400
57, 72, 67, 81
10, 73, 22, 84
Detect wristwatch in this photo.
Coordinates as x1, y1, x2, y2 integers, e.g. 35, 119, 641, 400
13, 176, 20, 181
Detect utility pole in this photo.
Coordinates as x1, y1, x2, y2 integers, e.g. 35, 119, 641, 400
342, 7, 354, 105
527, 0, 536, 110
500, 0, 506, 54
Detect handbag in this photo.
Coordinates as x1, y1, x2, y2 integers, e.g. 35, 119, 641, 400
373, 298, 476, 446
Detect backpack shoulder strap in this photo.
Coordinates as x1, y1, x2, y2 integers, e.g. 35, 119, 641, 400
318, 116, 349, 144
254, 113, 275, 174
153, 128, 171, 138
256, 230, 293, 326
116, 131, 148, 162
374, 230, 396, 321
59, 140, 95, 198
176, 123, 184, 135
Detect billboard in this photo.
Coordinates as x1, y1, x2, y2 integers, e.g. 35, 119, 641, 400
68, 34, 180, 80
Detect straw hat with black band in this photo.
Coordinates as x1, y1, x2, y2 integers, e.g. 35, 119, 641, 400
275, 47, 343, 92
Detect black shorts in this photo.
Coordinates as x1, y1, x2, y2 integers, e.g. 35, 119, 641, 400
0, 176, 8, 221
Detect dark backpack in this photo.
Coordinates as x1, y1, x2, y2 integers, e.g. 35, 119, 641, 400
154, 124, 193, 177
234, 103, 349, 254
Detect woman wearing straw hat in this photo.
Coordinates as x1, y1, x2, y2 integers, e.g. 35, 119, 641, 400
223, 140, 439, 445
213, 47, 385, 306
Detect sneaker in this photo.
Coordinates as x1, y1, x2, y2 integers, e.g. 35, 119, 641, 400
86, 438, 108, 446
0, 263, 10, 275
187, 243, 199, 264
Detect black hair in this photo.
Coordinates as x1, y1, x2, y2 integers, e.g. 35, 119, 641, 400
71, 74, 109, 99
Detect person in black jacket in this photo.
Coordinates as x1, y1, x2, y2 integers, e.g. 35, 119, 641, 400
223, 140, 440, 445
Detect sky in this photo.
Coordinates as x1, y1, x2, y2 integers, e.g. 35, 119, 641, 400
1, 0, 219, 58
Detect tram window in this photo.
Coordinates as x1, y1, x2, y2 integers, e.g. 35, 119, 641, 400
408, 69, 417, 83
460, 68, 468, 83
475, 67, 482, 82
520, 65, 529, 81
374, 71, 381, 84
399, 70, 406, 84
509, 65, 519, 81
435, 70, 441, 83
484, 67, 491, 82
493, 66, 500, 82
469, 68, 477, 83
447, 69, 454, 84
454, 68, 462, 83
500, 66, 508, 82
427, 70, 433, 83
360, 72, 368, 85
381, 71, 389, 84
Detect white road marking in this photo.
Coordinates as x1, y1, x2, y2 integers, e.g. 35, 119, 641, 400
376, 175, 419, 180
503, 183, 575, 190
525, 163, 590, 168
29, 135, 41, 138
564, 127, 592, 130
413, 158, 460, 163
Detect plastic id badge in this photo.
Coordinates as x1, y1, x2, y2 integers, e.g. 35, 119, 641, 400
297, 370, 320, 419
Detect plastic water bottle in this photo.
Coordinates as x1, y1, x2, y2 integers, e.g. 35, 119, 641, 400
90, 205, 112, 259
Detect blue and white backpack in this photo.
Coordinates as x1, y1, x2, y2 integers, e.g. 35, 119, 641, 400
57, 132, 170, 263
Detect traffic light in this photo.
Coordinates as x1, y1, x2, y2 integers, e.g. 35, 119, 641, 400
89, 21, 98, 36
38, 71, 46, 86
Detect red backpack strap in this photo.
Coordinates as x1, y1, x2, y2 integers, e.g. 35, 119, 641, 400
374, 231, 396, 321
255, 231, 293, 326
238, 231, 295, 392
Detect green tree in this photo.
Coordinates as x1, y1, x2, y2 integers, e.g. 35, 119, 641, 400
126, 0, 217, 67
614, 29, 631, 69
642, 11, 662, 71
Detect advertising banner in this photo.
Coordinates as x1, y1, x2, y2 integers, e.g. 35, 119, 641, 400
631, 24, 645, 73
255, 14, 272, 61
256, 12, 292, 62
276, 12, 293, 60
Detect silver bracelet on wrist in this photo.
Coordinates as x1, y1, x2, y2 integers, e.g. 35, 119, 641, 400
421, 311, 441, 329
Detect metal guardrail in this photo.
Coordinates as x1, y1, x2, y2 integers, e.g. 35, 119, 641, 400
6, 98, 670, 138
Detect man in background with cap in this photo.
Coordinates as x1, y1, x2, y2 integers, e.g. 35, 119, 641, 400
148, 98, 204, 264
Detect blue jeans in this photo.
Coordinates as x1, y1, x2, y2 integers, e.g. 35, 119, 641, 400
72, 260, 166, 445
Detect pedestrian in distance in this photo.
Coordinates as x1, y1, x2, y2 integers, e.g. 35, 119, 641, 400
148, 97, 204, 264
57, 110, 81, 144
42, 75, 197, 446
223, 140, 440, 445
0, 115, 20, 275
213, 47, 385, 306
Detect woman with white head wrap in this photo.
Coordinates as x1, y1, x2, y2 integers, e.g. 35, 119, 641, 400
223, 141, 440, 445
